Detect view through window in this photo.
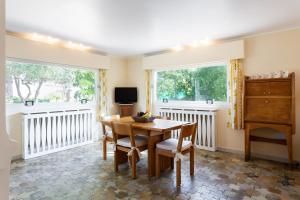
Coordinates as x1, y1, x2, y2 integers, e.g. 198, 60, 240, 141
6, 60, 97, 104
156, 65, 227, 102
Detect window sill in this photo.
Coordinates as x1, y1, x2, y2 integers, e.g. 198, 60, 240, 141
154, 101, 229, 111
6, 102, 97, 116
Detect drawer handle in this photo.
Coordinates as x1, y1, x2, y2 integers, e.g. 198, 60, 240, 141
268, 91, 271, 95
265, 100, 269, 104
263, 91, 266, 95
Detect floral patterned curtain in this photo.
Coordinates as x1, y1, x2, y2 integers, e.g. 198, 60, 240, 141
227, 59, 244, 130
97, 69, 107, 120
145, 70, 153, 113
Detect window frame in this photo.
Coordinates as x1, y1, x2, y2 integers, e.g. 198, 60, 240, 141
5, 57, 99, 107
153, 60, 230, 108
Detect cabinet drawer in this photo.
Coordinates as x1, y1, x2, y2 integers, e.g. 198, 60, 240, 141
246, 82, 268, 96
246, 81, 291, 96
268, 81, 291, 96
245, 98, 291, 123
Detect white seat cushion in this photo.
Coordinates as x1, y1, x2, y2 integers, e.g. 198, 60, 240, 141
117, 135, 148, 148
156, 138, 192, 152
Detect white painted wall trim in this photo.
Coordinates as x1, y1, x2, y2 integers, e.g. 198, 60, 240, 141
142, 40, 244, 69
6, 35, 111, 69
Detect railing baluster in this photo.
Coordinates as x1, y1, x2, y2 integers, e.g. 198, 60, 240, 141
35, 118, 41, 153
23, 117, 29, 158
41, 117, 46, 152
29, 118, 34, 155
63, 114, 72, 145
71, 114, 75, 144
57, 115, 62, 148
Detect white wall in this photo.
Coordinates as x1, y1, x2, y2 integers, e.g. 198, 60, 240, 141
126, 57, 146, 114
6, 35, 110, 69
106, 57, 128, 114
0, 0, 15, 199
127, 29, 300, 162
143, 40, 244, 69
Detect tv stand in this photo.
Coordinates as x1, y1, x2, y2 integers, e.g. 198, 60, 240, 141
118, 104, 134, 117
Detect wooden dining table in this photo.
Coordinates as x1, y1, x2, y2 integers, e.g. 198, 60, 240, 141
101, 116, 188, 177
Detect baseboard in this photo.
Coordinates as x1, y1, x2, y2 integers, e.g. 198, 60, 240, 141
217, 147, 299, 163
11, 143, 298, 164
11, 154, 22, 161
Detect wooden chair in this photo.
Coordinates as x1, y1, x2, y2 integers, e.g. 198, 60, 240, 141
155, 122, 197, 187
155, 115, 171, 120
101, 115, 120, 160
112, 122, 148, 179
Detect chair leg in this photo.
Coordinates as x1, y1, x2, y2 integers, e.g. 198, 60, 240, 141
284, 132, 293, 164
190, 147, 194, 176
103, 138, 107, 160
132, 151, 137, 179
170, 158, 174, 170
114, 149, 118, 173
155, 149, 160, 177
176, 159, 181, 187
245, 126, 251, 161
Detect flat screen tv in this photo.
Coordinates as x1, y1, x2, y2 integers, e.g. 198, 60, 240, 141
115, 87, 137, 104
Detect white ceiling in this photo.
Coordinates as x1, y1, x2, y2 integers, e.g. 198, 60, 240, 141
6, 0, 300, 56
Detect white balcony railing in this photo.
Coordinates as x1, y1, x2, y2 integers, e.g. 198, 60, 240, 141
22, 109, 95, 159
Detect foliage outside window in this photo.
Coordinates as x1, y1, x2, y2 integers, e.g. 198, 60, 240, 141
6, 60, 96, 104
156, 65, 227, 102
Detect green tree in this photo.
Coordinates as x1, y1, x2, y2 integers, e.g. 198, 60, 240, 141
73, 70, 96, 101
6, 61, 97, 104
6, 61, 75, 103
6, 61, 54, 102
156, 66, 227, 102
193, 66, 227, 101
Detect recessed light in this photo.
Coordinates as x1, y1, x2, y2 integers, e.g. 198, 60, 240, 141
171, 45, 183, 52
188, 41, 200, 48
200, 38, 213, 46
66, 41, 90, 51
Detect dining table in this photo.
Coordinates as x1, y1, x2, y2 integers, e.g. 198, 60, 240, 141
101, 116, 188, 177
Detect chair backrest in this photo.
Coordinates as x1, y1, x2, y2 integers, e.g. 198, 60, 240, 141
155, 115, 171, 120
177, 122, 197, 152
101, 115, 120, 136
111, 122, 136, 147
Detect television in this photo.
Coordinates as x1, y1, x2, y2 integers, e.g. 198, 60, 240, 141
115, 87, 137, 104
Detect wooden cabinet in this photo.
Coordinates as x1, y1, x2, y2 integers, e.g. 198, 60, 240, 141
243, 73, 295, 163
119, 104, 134, 117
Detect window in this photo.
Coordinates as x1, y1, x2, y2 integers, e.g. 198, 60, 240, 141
156, 65, 227, 102
6, 60, 97, 104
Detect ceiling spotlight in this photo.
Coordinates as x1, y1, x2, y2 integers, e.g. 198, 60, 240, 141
28, 32, 91, 51
30, 33, 59, 45
66, 41, 76, 48
200, 37, 213, 46
188, 41, 200, 48
45, 36, 60, 44
66, 41, 90, 51
171, 45, 183, 52
77, 43, 90, 51
31, 33, 44, 41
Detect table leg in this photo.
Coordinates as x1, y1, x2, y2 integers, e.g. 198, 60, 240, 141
161, 131, 171, 170
148, 131, 174, 177
245, 124, 251, 161
148, 133, 163, 177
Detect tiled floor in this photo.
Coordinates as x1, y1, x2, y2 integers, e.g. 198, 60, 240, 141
10, 142, 300, 200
